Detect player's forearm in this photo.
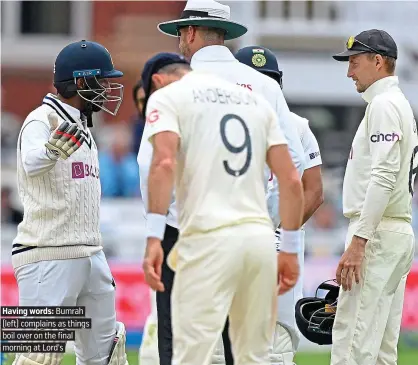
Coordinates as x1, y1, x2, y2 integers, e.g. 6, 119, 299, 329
147, 157, 176, 215
23, 148, 59, 177
301, 174, 324, 224
302, 188, 324, 225
279, 177, 304, 230
355, 172, 396, 240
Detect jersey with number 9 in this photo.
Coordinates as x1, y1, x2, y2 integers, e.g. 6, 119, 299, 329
145, 71, 287, 236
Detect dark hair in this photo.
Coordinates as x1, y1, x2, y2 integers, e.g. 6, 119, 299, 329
132, 79, 143, 104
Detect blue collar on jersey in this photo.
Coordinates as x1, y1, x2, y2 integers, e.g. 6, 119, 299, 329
42, 93, 86, 125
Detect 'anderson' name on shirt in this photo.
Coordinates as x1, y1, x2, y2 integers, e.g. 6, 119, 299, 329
193, 87, 258, 106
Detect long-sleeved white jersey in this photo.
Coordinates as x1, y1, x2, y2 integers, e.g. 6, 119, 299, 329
343, 76, 418, 239
12, 93, 102, 268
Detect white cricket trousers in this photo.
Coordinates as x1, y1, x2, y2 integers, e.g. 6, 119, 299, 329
171, 223, 277, 365
271, 230, 305, 365
138, 289, 159, 365
14, 250, 116, 365
331, 217, 415, 365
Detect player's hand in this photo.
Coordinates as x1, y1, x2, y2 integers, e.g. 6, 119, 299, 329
45, 113, 85, 160
277, 251, 299, 295
143, 237, 165, 292
336, 235, 366, 291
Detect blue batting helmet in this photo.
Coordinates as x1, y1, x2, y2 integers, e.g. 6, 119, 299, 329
54, 40, 123, 83
53, 40, 124, 124
235, 46, 283, 88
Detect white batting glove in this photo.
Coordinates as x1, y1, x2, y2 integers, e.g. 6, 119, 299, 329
45, 112, 85, 160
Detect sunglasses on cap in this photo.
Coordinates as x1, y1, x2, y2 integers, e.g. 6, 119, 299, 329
346, 36, 382, 56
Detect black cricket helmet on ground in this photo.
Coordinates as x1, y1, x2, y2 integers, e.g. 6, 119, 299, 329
53, 40, 124, 126
295, 279, 340, 345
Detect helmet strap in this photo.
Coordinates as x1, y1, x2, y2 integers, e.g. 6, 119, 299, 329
84, 102, 94, 127
54, 81, 78, 99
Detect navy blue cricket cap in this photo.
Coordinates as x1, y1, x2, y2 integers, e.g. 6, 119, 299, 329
141, 52, 189, 117
333, 29, 398, 61
235, 46, 283, 88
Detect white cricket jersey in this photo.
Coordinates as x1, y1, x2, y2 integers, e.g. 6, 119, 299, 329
145, 71, 287, 237
291, 112, 322, 170
268, 111, 322, 184
190, 46, 305, 181
137, 127, 178, 229
12, 94, 102, 268
267, 112, 322, 226
343, 76, 418, 238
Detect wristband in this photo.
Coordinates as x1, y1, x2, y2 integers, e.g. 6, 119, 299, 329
146, 213, 167, 240
280, 229, 302, 254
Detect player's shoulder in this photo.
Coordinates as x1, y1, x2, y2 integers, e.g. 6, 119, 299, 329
188, 70, 259, 99
369, 87, 408, 112
235, 61, 275, 84
146, 80, 183, 113
368, 92, 414, 128
290, 112, 309, 127
21, 104, 50, 130
370, 91, 393, 107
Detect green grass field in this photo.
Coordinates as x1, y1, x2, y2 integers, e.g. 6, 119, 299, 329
5, 348, 418, 365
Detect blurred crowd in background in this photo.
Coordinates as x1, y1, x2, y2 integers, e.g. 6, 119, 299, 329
2, 0, 418, 262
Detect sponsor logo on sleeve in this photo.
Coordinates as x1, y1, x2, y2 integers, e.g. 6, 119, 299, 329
309, 151, 320, 160
146, 109, 159, 124
370, 132, 400, 143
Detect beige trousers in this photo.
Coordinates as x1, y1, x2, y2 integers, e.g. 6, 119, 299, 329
171, 223, 277, 365
331, 217, 415, 365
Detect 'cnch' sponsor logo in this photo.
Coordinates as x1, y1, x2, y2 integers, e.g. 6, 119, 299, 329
370, 132, 400, 143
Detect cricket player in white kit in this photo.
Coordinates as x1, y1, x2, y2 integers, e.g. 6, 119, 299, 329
156, 2, 306, 364
12, 40, 129, 365
139, 2, 305, 364
141, 54, 305, 365
331, 29, 416, 365
235, 46, 324, 365
158, 0, 305, 178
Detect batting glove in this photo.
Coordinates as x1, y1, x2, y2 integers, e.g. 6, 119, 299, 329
45, 113, 85, 160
